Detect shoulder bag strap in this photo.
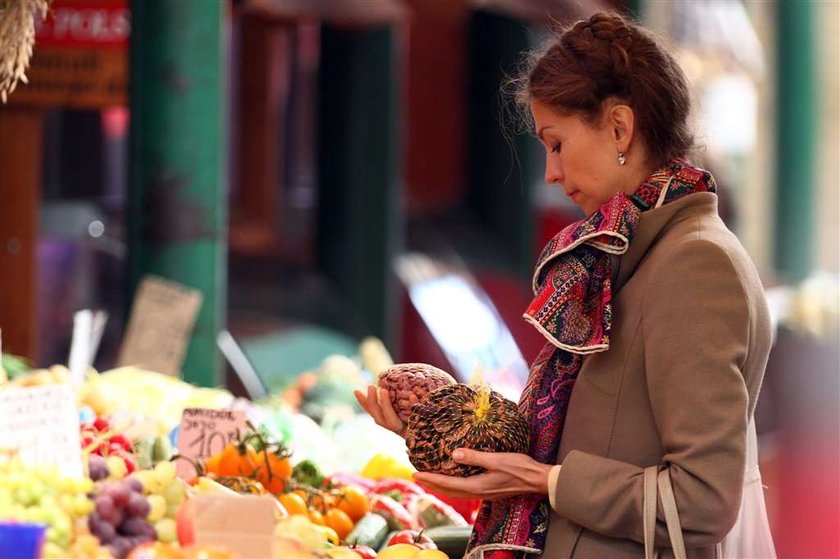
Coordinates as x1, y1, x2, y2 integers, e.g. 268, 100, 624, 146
644, 466, 659, 559
658, 469, 688, 559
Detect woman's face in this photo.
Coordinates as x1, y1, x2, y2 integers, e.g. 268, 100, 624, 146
530, 99, 626, 216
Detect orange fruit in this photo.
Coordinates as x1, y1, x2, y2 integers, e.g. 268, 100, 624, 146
278, 492, 308, 516
336, 485, 370, 522
324, 508, 354, 541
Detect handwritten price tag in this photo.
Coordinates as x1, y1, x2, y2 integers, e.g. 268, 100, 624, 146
0, 384, 83, 478
175, 408, 246, 480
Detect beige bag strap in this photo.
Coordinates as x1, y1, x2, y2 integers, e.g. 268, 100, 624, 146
658, 469, 688, 559
644, 466, 659, 559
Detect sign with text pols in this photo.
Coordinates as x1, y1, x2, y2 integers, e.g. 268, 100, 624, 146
175, 408, 247, 481
7, 0, 129, 108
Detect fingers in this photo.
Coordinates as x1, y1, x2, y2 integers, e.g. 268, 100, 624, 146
412, 473, 476, 499
379, 389, 407, 436
452, 448, 493, 468
354, 386, 406, 438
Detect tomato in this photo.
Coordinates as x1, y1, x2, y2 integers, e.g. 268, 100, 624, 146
308, 508, 325, 526
204, 452, 222, 476
387, 530, 437, 550
109, 433, 133, 451
348, 544, 378, 559
216, 444, 258, 477
254, 451, 291, 494
336, 485, 370, 522
93, 416, 111, 432
278, 492, 308, 517
324, 508, 354, 541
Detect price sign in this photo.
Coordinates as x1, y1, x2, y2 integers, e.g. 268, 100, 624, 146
175, 408, 246, 480
0, 384, 83, 478
117, 275, 203, 377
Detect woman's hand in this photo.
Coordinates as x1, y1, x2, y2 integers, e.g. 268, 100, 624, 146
354, 385, 407, 438
412, 449, 553, 501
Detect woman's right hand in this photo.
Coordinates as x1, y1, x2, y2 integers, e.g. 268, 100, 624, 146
354, 385, 407, 438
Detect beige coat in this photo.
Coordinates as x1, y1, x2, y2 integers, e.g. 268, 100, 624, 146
542, 193, 772, 559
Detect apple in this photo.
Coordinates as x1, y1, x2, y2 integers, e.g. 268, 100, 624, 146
377, 544, 425, 559
349, 544, 378, 559
416, 551, 448, 559
176, 500, 195, 546
387, 529, 436, 550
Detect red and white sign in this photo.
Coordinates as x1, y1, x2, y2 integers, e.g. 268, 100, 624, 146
35, 0, 129, 49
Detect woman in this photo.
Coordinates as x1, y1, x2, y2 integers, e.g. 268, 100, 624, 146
356, 12, 772, 559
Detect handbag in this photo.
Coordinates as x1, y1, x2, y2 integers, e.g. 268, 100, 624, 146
643, 418, 776, 559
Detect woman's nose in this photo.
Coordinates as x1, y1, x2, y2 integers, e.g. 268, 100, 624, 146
545, 157, 564, 185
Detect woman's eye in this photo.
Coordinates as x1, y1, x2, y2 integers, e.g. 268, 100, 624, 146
550, 142, 562, 154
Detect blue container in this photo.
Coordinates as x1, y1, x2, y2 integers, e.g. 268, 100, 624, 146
0, 522, 47, 559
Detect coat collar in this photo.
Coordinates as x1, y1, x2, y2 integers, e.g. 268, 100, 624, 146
613, 192, 720, 292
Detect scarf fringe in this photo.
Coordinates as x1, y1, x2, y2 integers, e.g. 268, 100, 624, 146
531, 229, 631, 294
522, 314, 610, 355
465, 543, 542, 559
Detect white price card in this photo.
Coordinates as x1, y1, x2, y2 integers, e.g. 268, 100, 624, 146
175, 408, 246, 481
0, 384, 83, 478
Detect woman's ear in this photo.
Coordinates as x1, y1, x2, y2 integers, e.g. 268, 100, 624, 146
608, 104, 635, 152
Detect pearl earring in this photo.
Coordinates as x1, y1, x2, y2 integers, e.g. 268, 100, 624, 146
618, 152, 627, 166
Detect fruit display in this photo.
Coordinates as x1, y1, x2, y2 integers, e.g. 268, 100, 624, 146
0, 456, 96, 558
0, 338, 485, 558
406, 384, 529, 477
376, 364, 456, 423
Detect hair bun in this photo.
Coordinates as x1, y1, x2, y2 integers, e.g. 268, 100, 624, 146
518, 11, 695, 165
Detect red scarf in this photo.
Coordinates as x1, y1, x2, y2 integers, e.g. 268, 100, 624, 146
466, 159, 715, 559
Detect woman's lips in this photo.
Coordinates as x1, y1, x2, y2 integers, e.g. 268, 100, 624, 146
567, 189, 579, 200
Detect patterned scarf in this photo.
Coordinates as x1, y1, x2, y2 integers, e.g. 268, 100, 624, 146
465, 159, 715, 559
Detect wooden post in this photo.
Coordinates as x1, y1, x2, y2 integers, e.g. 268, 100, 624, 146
0, 109, 44, 359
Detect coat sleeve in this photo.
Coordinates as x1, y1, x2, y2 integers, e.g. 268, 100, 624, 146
550, 236, 751, 548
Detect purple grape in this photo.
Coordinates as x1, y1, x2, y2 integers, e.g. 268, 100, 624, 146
104, 482, 131, 508
118, 516, 156, 540
107, 536, 133, 559
88, 512, 115, 544
94, 495, 119, 523
125, 491, 151, 518
125, 477, 144, 493
88, 455, 109, 481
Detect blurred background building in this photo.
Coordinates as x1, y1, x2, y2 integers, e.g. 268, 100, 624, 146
0, 0, 837, 556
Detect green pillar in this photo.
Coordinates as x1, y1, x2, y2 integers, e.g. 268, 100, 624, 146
317, 25, 402, 350
774, 1, 815, 282
128, 0, 226, 386
467, 10, 539, 279
625, 0, 643, 19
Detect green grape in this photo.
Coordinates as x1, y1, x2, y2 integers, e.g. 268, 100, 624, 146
146, 494, 167, 522
153, 461, 177, 487
42, 542, 66, 559
154, 517, 177, 543
162, 479, 186, 506
166, 500, 180, 518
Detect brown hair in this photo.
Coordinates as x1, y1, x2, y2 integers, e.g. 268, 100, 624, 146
513, 12, 694, 165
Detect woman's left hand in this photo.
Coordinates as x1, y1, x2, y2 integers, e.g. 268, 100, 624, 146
412, 449, 553, 501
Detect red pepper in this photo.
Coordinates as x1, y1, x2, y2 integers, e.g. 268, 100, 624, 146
417, 484, 481, 523
371, 478, 425, 502
369, 494, 417, 531
324, 472, 376, 492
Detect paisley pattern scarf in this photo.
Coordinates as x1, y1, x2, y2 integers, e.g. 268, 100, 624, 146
465, 159, 715, 559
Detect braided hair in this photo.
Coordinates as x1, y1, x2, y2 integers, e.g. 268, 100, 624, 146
518, 12, 694, 166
